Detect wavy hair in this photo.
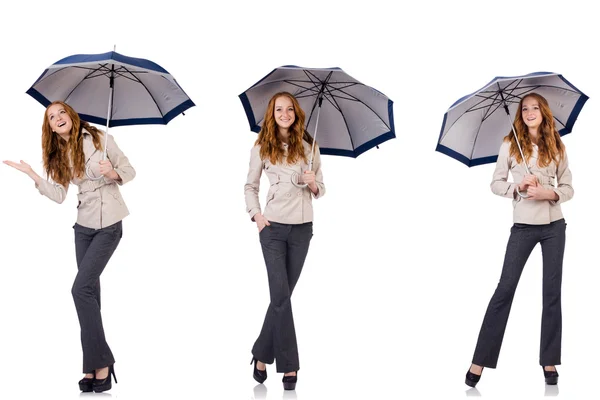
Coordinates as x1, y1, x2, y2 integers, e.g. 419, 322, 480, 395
505, 93, 565, 167
42, 101, 103, 186
255, 92, 314, 165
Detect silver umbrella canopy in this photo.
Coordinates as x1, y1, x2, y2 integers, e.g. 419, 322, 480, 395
27, 49, 194, 179
436, 72, 587, 169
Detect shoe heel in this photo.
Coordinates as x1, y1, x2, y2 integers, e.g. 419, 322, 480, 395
543, 366, 559, 385
465, 368, 482, 388
252, 357, 267, 384
93, 365, 116, 393
111, 365, 118, 384
283, 374, 297, 390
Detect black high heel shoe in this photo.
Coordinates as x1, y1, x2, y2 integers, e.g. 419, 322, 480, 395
283, 372, 297, 390
251, 357, 267, 384
543, 366, 559, 385
92, 364, 117, 393
78, 372, 95, 392
465, 366, 483, 387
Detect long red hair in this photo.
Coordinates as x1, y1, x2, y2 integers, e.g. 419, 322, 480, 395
255, 92, 314, 165
505, 93, 565, 167
42, 101, 103, 186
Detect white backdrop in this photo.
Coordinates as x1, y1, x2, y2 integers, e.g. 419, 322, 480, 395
1, 1, 598, 399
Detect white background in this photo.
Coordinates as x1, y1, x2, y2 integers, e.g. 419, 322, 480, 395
1, 1, 598, 399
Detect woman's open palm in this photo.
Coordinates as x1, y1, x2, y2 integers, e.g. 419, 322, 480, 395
3, 160, 33, 174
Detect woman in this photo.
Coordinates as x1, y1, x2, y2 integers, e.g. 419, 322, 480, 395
3, 101, 135, 392
465, 93, 573, 387
244, 92, 326, 390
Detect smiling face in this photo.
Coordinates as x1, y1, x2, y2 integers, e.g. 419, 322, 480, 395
521, 96, 543, 132
274, 95, 296, 133
46, 103, 73, 139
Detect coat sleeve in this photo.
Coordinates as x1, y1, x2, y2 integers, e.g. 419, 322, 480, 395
311, 144, 326, 199
35, 176, 69, 204
244, 146, 263, 221
550, 149, 574, 205
490, 141, 518, 199
105, 134, 136, 185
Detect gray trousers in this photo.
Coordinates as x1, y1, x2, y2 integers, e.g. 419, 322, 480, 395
472, 218, 566, 368
73, 221, 122, 373
252, 221, 313, 373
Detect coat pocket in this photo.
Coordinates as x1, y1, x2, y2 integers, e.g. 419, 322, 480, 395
106, 185, 124, 206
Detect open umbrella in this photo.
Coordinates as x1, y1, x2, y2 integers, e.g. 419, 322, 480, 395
436, 72, 588, 169
27, 49, 195, 179
240, 65, 395, 187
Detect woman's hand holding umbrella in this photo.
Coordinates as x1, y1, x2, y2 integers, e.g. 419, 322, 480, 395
518, 174, 538, 191
526, 183, 559, 201
99, 160, 120, 182
516, 174, 538, 199
301, 170, 318, 194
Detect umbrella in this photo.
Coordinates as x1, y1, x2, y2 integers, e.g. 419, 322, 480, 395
239, 65, 395, 177
27, 49, 195, 179
436, 72, 588, 170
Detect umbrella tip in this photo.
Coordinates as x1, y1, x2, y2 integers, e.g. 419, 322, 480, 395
376, 145, 379, 149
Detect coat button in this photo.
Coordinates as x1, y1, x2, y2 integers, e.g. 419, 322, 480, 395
286, 192, 291, 198
297, 192, 302, 196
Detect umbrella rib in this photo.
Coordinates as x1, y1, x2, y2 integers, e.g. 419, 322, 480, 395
440, 90, 504, 145
305, 79, 391, 134
306, 77, 390, 128
67, 65, 150, 84
481, 96, 507, 122
34, 64, 111, 102
469, 122, 487, 160
469, 90, 504, 159
112, 66, 149, 83
303, 70, 331, 134
86, 66, 150, 84
33, 64, 109, 86
289, 77, 388, 128
68, 63, 161, 122
59, 63, 159, 123
468, 79, 529, 159
332, 86, 390, 130
117, 64, 163, 118
320, 91, 342, 112
323, 83, 355, 151
62, 64, 113, 108
285, 80, 324, 98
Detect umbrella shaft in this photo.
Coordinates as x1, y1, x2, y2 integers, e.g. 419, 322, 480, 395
102, 78, 115, 160
504, 112, 530, 175
308, 99, 323, 171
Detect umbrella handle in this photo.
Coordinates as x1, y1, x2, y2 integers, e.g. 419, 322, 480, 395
292, 94, 319, 188
85, 164, 105, 181
84, 138, 109, 181
291, 171, 308, 188
516, 186, 529, 199
290, 157, 316, 188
